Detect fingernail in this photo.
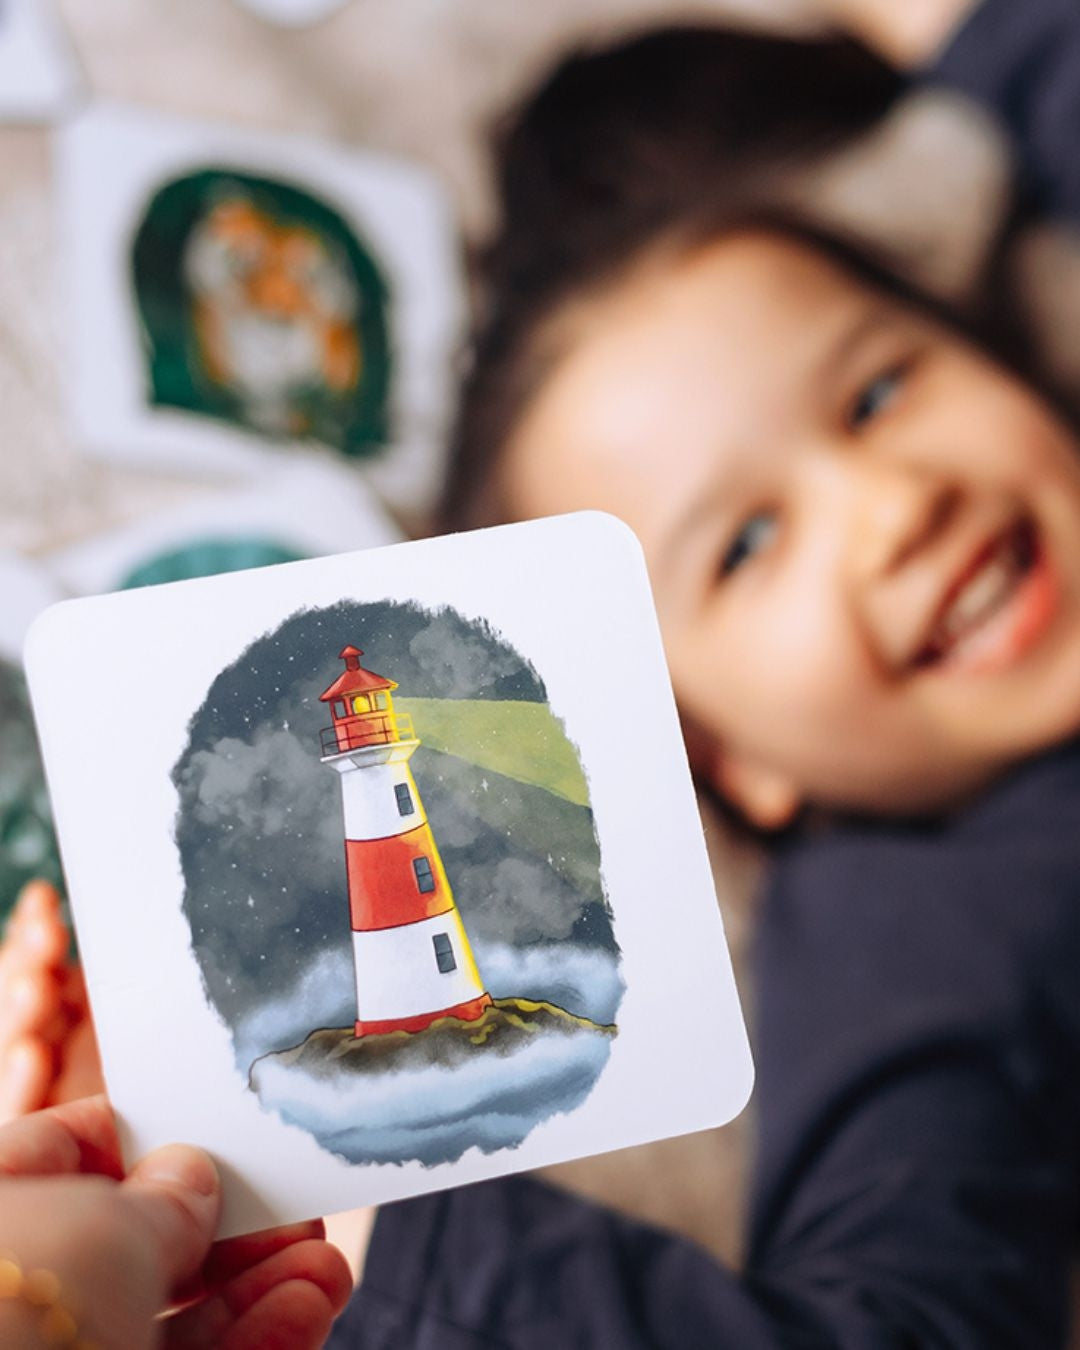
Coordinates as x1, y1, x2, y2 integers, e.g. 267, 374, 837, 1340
5, 1039, 38, 1080
22, 921, 58, 958
15, 883, 56, 922
9, 977, 38, 1013
138, 1145, 219, 1199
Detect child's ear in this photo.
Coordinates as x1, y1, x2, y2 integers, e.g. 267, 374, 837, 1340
683, 722, 802, 830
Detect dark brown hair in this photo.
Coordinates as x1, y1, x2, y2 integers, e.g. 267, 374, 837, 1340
439, 23, 1038, 535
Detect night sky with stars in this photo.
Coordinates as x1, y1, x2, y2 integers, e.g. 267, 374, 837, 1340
171, 600, 616, 1037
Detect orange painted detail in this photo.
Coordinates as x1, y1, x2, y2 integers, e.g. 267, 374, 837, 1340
319, 647, 396, 703
345, 824, 454, 930
331, 712, 398, 752
355, 993, 493, 1038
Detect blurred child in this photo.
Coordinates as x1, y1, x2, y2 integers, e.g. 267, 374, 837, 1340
441, 16, 1080, 831
336, 3, 1080, 1346
8, 0, 1080, 1345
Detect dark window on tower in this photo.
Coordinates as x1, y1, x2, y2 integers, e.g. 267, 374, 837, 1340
395, 783, 415, 817
432, 932, 457, 973
413, 856, 435, 894
333, 700, 347, 718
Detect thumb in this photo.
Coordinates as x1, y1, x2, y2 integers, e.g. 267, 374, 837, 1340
120, 1145, 222, 1292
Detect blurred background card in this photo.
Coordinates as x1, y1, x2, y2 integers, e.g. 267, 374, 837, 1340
57, 102, 465, 522
25, 514, 752, 1236
0, 550, 61, 655
45, 458, 401, 597
0, 0, 81, 123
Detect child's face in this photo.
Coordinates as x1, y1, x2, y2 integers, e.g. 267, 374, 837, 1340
498, 231, 1080, 822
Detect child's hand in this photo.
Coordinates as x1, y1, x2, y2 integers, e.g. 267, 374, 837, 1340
0, 1094, 353, 1349
0, 881, 103, 1121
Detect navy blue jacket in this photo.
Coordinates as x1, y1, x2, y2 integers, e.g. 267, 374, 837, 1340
336, 743, 1080, 1348
331, 3, 1080, 1344
932, 0, 1080, 223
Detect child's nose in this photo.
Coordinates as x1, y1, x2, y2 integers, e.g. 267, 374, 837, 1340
847, 459, 962, 581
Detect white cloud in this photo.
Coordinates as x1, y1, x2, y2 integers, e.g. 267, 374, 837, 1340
230, 938, 623, 1067
232, 946, 356, 1065
474, 940, 624, 1025
251, 1021, 613, 1165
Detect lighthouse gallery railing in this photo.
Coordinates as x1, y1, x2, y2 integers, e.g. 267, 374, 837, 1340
321, 712, 415, 756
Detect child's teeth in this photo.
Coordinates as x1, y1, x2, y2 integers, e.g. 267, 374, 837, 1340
941, 545, 1018, 640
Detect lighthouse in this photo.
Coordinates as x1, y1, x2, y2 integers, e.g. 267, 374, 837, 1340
318, 645, 492, 1037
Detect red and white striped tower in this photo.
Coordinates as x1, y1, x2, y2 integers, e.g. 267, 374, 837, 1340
319, 645, 492, 1037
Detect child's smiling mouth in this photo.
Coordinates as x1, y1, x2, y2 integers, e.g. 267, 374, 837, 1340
914, 518, 1059, 675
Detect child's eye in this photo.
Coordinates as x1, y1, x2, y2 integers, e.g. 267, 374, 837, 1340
720, 512, 778, 577
848, 366, 905, 430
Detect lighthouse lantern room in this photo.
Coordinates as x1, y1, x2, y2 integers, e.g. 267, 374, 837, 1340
319, 645, 492, 1037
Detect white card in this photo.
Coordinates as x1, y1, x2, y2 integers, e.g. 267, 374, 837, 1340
57, 102, 465, 518
25, 514, 752, 1237
0, 0, 81, 123
46, 458, 401, 598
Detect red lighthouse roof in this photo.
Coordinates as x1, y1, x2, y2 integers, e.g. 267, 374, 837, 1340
319, 646, 397, 702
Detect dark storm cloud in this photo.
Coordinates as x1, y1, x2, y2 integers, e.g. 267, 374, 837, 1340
181, 727, 343, 891
185, 599, 546, 755
462, 856, 589, 944
408, 610, 528, 698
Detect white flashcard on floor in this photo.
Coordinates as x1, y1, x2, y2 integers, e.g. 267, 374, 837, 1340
0, 551, 62, 661
46, 458, 401, 598
26, 514, 752, 1236
58, 102, 465, 518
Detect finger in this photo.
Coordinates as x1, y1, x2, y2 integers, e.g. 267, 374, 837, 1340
59, 961, 90, 1019
0, 970, 66, 1047
0, 890, 69, 1057
50, 1019, 106, 1106
220, 1279, 344, 1350
3, 882, 69, 967
7, 879, 62, 930
0, 1036, 53, 1123
202, 1219, 327, 1286
121, 1145, 221, 1290
0, 1093, 121, 1176
171, 1218, 328, 1306
222, 1239, 352, 1315
165, 1242, 352, 1350
167, 1280, 341, 1350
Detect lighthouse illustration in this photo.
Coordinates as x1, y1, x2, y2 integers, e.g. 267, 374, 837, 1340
318, 645, 492, 1037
